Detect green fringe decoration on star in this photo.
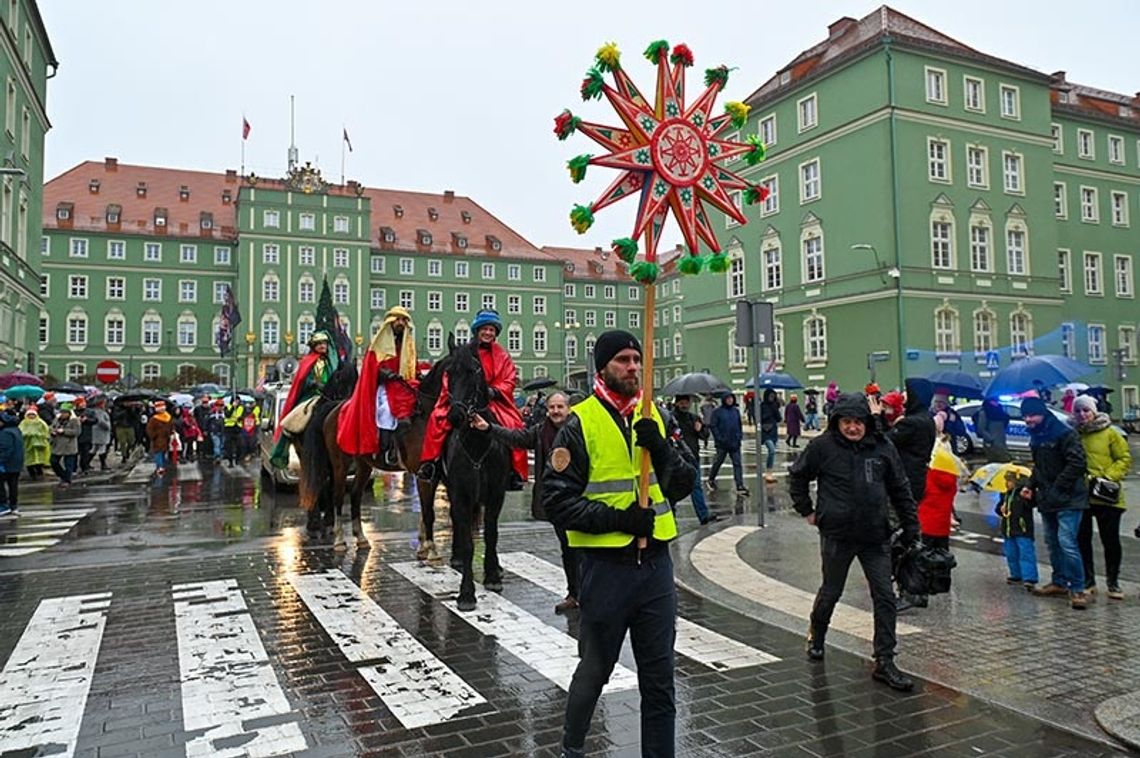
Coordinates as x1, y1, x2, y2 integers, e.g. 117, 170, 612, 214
678, 255, 705, 275
643, 40, 670, 63
706, 253, 730, 273
553, 109, 581, 141
569, 204, 595, 234
629, 261, 659, 284
580, 68, 605, 101
595, 42, 621, 72
704, 65, 730, 89
612, 237, 638, 264
567, 154, 593, 184
743, 134, 767, 166
725, 101, 750, 129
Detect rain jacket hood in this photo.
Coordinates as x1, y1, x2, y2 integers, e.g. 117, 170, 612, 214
903, 378, 934, 415
826, 393, 876, 435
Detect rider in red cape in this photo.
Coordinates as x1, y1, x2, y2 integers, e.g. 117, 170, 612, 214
338, 306, 418, 461
270, 331, 336, 468
418, 309, 528, 485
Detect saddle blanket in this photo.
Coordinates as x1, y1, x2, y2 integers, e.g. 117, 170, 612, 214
280, 396, 319, 436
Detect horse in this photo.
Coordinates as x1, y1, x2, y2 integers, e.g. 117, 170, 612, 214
436, 337, 512, 611
300, 351, 448, 557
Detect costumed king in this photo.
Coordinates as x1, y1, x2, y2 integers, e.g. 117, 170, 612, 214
270, 330, 336, 469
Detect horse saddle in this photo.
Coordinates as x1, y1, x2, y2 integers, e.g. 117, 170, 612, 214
280, 396, 319, 436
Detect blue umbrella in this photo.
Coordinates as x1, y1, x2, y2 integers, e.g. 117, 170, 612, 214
745, 371, 803, 390
926, 370, 984, 400
4, 384, 44, 400
983, 355, 1093, 398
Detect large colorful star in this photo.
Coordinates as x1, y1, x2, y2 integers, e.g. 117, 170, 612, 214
555, 40, 768, 281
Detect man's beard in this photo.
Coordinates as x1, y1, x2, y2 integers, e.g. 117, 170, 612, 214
603, 369, 639, 398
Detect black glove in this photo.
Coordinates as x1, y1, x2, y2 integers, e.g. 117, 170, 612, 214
613, 504, 655, 537
378, 368, 398, 381
902, 525, 920, 546
487, 387, 500, 401
633, 418, 667, 455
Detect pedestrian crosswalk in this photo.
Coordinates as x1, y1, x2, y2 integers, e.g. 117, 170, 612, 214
0, 506, 95, 558
0, 551, 787, 756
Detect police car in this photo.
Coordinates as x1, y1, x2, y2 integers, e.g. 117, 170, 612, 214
952, 400, 1073, 456
259, 382, 301, 486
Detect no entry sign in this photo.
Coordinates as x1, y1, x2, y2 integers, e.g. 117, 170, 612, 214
95, 360, 121, 384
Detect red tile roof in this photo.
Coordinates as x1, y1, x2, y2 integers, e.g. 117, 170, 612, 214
1051, 74, 1140, 127
542, 244, 686, 283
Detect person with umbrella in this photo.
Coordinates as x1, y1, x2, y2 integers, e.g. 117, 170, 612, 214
672, 395, 716, 525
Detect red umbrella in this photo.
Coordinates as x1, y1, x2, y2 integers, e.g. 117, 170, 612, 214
0, 371, 43, 390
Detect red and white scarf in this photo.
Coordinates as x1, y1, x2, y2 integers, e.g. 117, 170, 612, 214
593, 373, 642, 418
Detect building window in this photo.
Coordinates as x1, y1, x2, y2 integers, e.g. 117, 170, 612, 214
454, 321, 470, 343
105, 316, 124, 347
564, 283, 576, 298
427, 259, 442, 277
1058, 249, 1072, 292
1006, 228, 1027, 276
762, 244, 782, 291
803, 233, 825, 282
297, 318, 315, 347
1119, 326, 1137, 364
533, 325, 548, 354
1108, 135, 1124, 165
455, 292, 469, 312
263, 209, 280, 228
966, 145, 988, 189
67, 315, 88, 346
799, 159, 821, 202
143, 242, 162, 262
1115, 255, 1134, 297
298, 246, 315, 266
214, 246, 231, 265
370, 255, 385, 274
1077, 129, 1094, 159
1010, 312, 1032, 356
179, 280, 197, 303
507, 324, 522, 354
534, 295, 547, 315
213, 281, 228, 304
584, 310, 596, 327
931, 221, 953, 269
629, 312, 641, 328
424, 291, 441, 312
964, 77, 985, 112
398, 257, 414, 276
1053, 182, 1067, 218
262, 276, 279, 302
399, 290, 414, 309
104, 276, 124, 300
1002, 152, 1023, 194
142, 316, 161, 348
973, 309, 995, 355
533, 266, 547, 283
481, 294, 496, 311
603, 285, 616, 300
1061, 322, 1076, 358
107, 240, 125, 260
999, 84, 1020, 119
728, 247, 745, 298
927, 139, 950, 182
370, 288, 385, 310
66, 363, 86, 382
180, 244, 197, 264
69, 238, 88, 258
177, 317, 197, 348
969, 225, 991, 273
40, 272, 48, 297
760, 114, 777, 147
333, 280, 349, 305
804, 315, 827, 362
427, 324, 443, 354
566, 334, 578, 360
1088, 325, 1106, 364
69, 275, 88, 299
141, 363, 160, 382
628, 286, 639, 301
455, 261, 468, 278
505, 264, 521, 281
934, 307, 960, 354
925, 67, 946, 104
299, 278, 315, 303
584, 285, 596, 298
1084, 252, 1103, 295
333, 248, 349, 268
482, 263, 495, 279
334, 216, 349, 233
1080, 187, 1099, 223
38, 315, 48, 346
296, 212, 315, 231
797, 93, 818, 132
1051, 123, 1063, 153
1111, 191, 1129, 226
604, 311, 616, 328
262, 244, 279, 264
728, 328, 747, 368
260, 317, 279, 348
755, 174, 778, 216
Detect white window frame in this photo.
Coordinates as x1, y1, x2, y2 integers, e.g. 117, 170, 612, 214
263, 209, 280, 228
399, 257, 414, 276
1002, 151, 1023, 195
481, 293, 496, 311
179, 244, 197, 264
298, 278, 315, 304
964, 76, 985, 113
1009, 311, 1032, 356
966, 145, 988, 189
507, 264, 521, 281
1053, 182, 1068, 219
454, 261, 468, 278
107, 240, 125, 260
934, 306, 960, 355
455, 292, 469, 313
1050, 123, 1063, 154
1058, 249, 1072, 293
481, 263, 495, 279
69, 238, 88, 258
759, 114, 777, 147
299, 245, 315, 267
799, 158, 821, 203
762, 240, 782, 292
332, 280, 349, 305
760, 174, 779, 216
1119, 327, 1137, 364
1088, 324, 1106, 364
924, 67, 947, 105
178, 279, 197, 303
1111, 191, 1129, 227
399, 290, 414, 310
802, 231, 825, 283
796, 92, 818, 132
262, 244, 279, 265
1108, 135, 1125, 165
1005, 225, 1028, 276
804, 315, 828, 363
534, 295, 547, 315
427, 291, 443, 312
1114, 254, 1134, 298
727, 246, 745, 298
928, 138, 950, 182
506, 294, 521, 315
533, 266, 547, 283
104, 315, 125, 348
1077, 129, 1095, 160
333, 215, 350, 233
106, 276, 125, 300
972, 308, 996, 355
333, 248, 349, 268
177, 316, 197, 348
1084, 251, 1103, 295
930, 218, 953, 269
214, 246, 231, 265
969, 222, 992, 273
1080, 186, 1099, 223
370, 255, 385, 274
726, 191, 741, 228
999, 84, 1020, 120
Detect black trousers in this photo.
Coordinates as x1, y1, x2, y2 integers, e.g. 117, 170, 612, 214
810, 535, 898, 660
564, 549, 675, 757
0, 472, 18, 507
1078, 504, 1123, 587
554, 525, 580, 599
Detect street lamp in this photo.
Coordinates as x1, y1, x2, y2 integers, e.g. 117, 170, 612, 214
555, 320, 580, 388
853, 243, 905, 387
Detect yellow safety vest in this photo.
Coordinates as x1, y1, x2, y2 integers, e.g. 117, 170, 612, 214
566, 395, 678, 548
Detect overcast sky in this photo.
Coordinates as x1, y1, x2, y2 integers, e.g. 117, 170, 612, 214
39, 1, 1136, 251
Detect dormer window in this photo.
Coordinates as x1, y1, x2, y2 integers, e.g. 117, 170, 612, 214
393, 205, 404, 218
88, 180, 100, 194
105, 204, 121, 224
136, 182, 147, 198
452, 232, 467, 249
417, 229, 432, 246
379, 226, 396, 244
428, 207, 439, 221
591, 260, 604, 274
55, 203, 72, 221
221, 190, 232, 204
486, 235, 501, 252
179, 185, 190, 201
1121, 105, 1135, 118
461, 211, 472, 224
154, 208, 168, 227
564, 261, 575, 273
200, 212, 214, 230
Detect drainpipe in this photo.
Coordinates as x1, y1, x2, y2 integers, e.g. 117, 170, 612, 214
885, 37, 906, 388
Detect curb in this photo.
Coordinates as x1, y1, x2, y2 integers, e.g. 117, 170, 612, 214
1095, 693, 1140, 752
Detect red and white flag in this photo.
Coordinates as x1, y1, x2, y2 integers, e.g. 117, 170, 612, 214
343, 127, 353, 152
242, 117, 251, 140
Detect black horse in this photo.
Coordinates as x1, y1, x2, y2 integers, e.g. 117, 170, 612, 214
440, 337, 512, 611
296, 360, 359, 539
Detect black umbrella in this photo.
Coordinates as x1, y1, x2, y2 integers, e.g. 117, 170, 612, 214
659, 372, 731, 397
523, 377, 558, 392
926, 369, 984, 400
803, 388, 821, 395
47, 381, 87, 393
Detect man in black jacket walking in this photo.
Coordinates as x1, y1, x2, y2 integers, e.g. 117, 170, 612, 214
672, 395, 717, 525
789, 392, 919, 692
473, 391, 579, 613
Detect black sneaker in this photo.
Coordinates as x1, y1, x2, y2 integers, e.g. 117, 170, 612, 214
872, 658, 914, 692
735, 485, 750, 496
806, 636, 825, 661
699, 513, 721, 525
706, 478, 718, 492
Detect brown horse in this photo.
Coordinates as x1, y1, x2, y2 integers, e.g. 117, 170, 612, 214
297, 355, 448, 558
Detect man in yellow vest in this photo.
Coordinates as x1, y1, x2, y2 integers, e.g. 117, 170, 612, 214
543, 330, 696, 758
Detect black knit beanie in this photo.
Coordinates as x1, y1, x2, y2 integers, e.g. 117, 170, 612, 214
593, 330, 642, 372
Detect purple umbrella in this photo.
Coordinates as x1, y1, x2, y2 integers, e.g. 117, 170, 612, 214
0, 371, 43, 390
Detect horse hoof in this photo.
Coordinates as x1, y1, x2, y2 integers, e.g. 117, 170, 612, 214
333, 541, 348, 553
484, 580, 503, 593
355, 536, 371, 549
415, 543, 431, 561
449, 557, 463, 572
456, 596, 477, 612
426, 546, 443, 566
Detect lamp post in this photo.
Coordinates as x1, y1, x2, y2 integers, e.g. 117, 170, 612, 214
245, 331, 256, 387
555, 320, 581, 388
853, 243, 905, 387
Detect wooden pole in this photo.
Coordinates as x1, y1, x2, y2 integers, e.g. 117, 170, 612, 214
637, 279, 655, 549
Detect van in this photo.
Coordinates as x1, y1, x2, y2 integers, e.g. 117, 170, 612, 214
259, 382, 301, 485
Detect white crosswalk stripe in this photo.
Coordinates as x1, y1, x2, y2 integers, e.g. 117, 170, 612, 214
691, 526, 923, 640
125, 462, 207, 483
172, 580, 307, 758
0, 506, 95, 558
0, 592, 111, 757
391, 560, 639, 693
500, 551, 780, 669
288, 570, 488, 729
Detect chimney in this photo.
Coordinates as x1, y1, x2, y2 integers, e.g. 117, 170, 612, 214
594, 246, 603, 254
104, 157, 118, 171
443, 189, 455, 203
828, 17, 856, 40
1051, 71, 1067, 82
225, 169, 237, 182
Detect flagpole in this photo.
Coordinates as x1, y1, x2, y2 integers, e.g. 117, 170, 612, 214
240, 114, 246, 177
340, 124, 346, 186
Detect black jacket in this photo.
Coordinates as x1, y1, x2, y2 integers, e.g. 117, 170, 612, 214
789, 393, 918, 543
1027, 413, 1088, 513
672, 406, 708, 457
543, 399, 696, 542
759, 389, 781, 443
488, 419, 560, 520
886, 378, 937, 502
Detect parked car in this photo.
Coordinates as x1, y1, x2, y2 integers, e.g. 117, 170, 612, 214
259, 382, 300, 486
952, 400, 1073, 456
